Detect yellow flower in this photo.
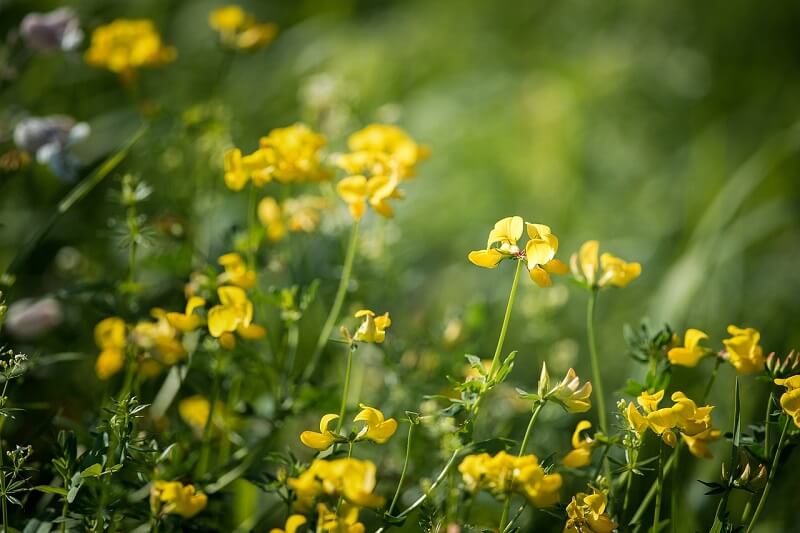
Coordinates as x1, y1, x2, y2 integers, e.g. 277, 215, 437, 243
774, 375, 800, 428
340, 124, 429, 180
352, 309, 391, 343
547, 368, 593, 413
637, 389, 664, 413
625, 401, 649, 436
336, 175, 403, 221
132, 309, 186, 366
85, 19, 175, 79
217, 252, 256, 289
458, 451, 562, 507
723, 325, 765, 374
222, 147, 272, 191
354, 405, 397, 444
94, 317, 126, 379
166, 296, 206, 332
668, 328, 709, 367
564, 489, 617, 533
468, 217, 567, 287
150, 480, 207, 519
259, 124, 327, 183
209, 5, 277, 52
563, 420, 595, 468
207, 286, 266, 347
570, 240, 641, 289
258, 196, 329, 242
316, 503, 365, 533
287, 458, 384, 512
300, 414, 340, 450
270, 514, 307, 533
179, 395, 211, 433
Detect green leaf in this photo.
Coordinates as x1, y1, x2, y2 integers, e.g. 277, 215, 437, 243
32, 485, 68, 496
80, 463, 103, 478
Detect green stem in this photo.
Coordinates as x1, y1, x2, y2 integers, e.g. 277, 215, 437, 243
586, 289, 613, 499
671, 443, 680, 533
652, 439, 665, 533
745, 416, 790, 533
246, 183, 258, 270
389, 422, 415, 515
763, 391, 774, 456
303, 221, 360, 382
387, 448, 461, 521
621, 445, 638, 524
702, 356, 722, 403
518, 402, 544, 457
0, 433, 7, 533
195, 370, 221, 478
335, 345, 356, 434
499, 497, 512, 532
488, 259, 523, 377
60, 494, 69, 533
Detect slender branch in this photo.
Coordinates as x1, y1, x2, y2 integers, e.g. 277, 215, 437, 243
519, 402, 544, 457
488, 259, 523, 377
586, 289, 613, 500
335, 345, 356, 434
652, 439, 665, 533
388, 422, 415, 514
745, 416, 791, 533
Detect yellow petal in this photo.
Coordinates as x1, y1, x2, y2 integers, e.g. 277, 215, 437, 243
684, 328, 708, 350
208, 305, 240, 337
563, 448, 591, 468
529, 265, 552, 287
468, 249, 504, 268
319, 413, 340, 432
579, 240, 599, 284
300, 431, 336, 450
487, 216, 523, 247
544, 258, 568, 275
525, 238, 556, 267
571, 420, 592, 449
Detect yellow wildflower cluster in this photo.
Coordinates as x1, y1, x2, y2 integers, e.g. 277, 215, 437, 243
564, 488, 617, 533
571, 240, 641, 289
85, 19, 175, 79
258, 195, 329, 242
287, 458, 383, 511
774, 375, 800, 427
335, 124, 428, 221
150, 480, 207, 519
300, 405, 397, 450
626, 390, 721, 458
468, 216, 568, 287
209, 5, 277, 52
459, 451, 562, 507
224, 124, 327, 191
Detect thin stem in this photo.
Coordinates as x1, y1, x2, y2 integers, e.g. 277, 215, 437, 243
246, 183, 257, 269
388, 448, 461, 520
389, 422, 415, 515
303, 221, 360, 382
652, 439, 665, 533
702, 355, 722, 403
488, 259, 523, 377
586, 289, 613, 499
335, 345, 355, 434
195, 369, 221, 478
622, 445, 637, 524
499, 497, 512, 532
763, 391, 774, 456
671, 443, 680, 533
519, 402, 544, 457
745, 416, 790, 533
0, 433, 7, 533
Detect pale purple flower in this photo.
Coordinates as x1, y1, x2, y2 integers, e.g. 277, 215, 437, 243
20, 8, 83, 52
4, 297, 63, 339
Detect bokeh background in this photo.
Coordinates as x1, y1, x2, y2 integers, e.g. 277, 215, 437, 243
1, 0, 799, 531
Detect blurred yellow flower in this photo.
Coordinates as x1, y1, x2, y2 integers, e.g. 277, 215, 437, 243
570, 240, 641, 289
258, 196, 328, 242
317, 503, 365, 533
336, 175, 403, 221
259, 124, 327, 183
270, 514, 307, 533
668, 328, 709, 367
338, 124, 429, 180
166, 296, 206, 332
222, 147, 270, 191
353, 309, 391, 343
94, 317, 126, 379
563, 420, 595, 468
774, 375, 800, 428
150, 480, 207, 518
564, 488, 617, 533
300, 413, 340, 450
209, 5, 277, 52
132, 308, 185, 366
179, 395, 211, 432
458, 451, 562, 507
217, 252, 256, 289
207, 286, 266, 347
85, 19, 175, 79
287, 458, 384, 512
723, 325, 765, 374
354, 404, 397, 443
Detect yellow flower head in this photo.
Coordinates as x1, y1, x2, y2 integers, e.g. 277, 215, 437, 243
459, 451, 562, 507
336, 175, 403, 221
723, 325, 765, 374
667, 328, 709, 367
300, 413, 340, 451
94, 317, 126, 379
570, 240, 641, 289
209, 5, 277, 52
166, 296, 206, 332
287, 458, 384, 512
258, 195, 328, 242
259, 124, 327, 183
564, 488, 617, 533
543, 366, 592, 413
354, 405, 397, 444
563, 420, 595, 468
150, 480, 207, 519
468, 217, 567, 287
207, 286, 266, 347
217, 252, 256, 289
339, 124, 429, 180
353, 309, 391, 343
85, 19, 176, 78
179, 395, 211, 433
270, 514, 307, 533
316, 503, 364, 533
132, 309, 186, 366
774, 375, 800, 428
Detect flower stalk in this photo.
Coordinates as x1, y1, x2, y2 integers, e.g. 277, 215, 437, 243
745, 416, 790, 533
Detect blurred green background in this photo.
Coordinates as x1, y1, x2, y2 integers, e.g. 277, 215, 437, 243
1, 0, 799, 531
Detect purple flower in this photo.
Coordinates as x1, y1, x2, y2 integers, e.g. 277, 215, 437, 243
20, 8, 83, 53
13, 115, 90, 181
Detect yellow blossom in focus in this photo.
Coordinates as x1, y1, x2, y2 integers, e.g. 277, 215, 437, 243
207, 286, 266, 347
209, 5, 277, 52
570, 240, 641, 289
774, 375, 800, 428
352, 309, 391, 343
668, 328, 709, 367
166, 296, 206, 332
564, 489, 617, 533
287, 458, 384, 512
270, 514, 307, 533
354, 404, 397, 444
150, 480, 207, 519
525, 222, 569, 287
458, 451, 562, 507
723, 325, 765, 374
543, 366, 593, 413
563, 420, 595, 468
217, 252, 256, 289
85, 19, 175, 79
94, 317, 126, 379
317, 503, 365, 533
336, 175, 403, 221
300, 413, 340, 450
